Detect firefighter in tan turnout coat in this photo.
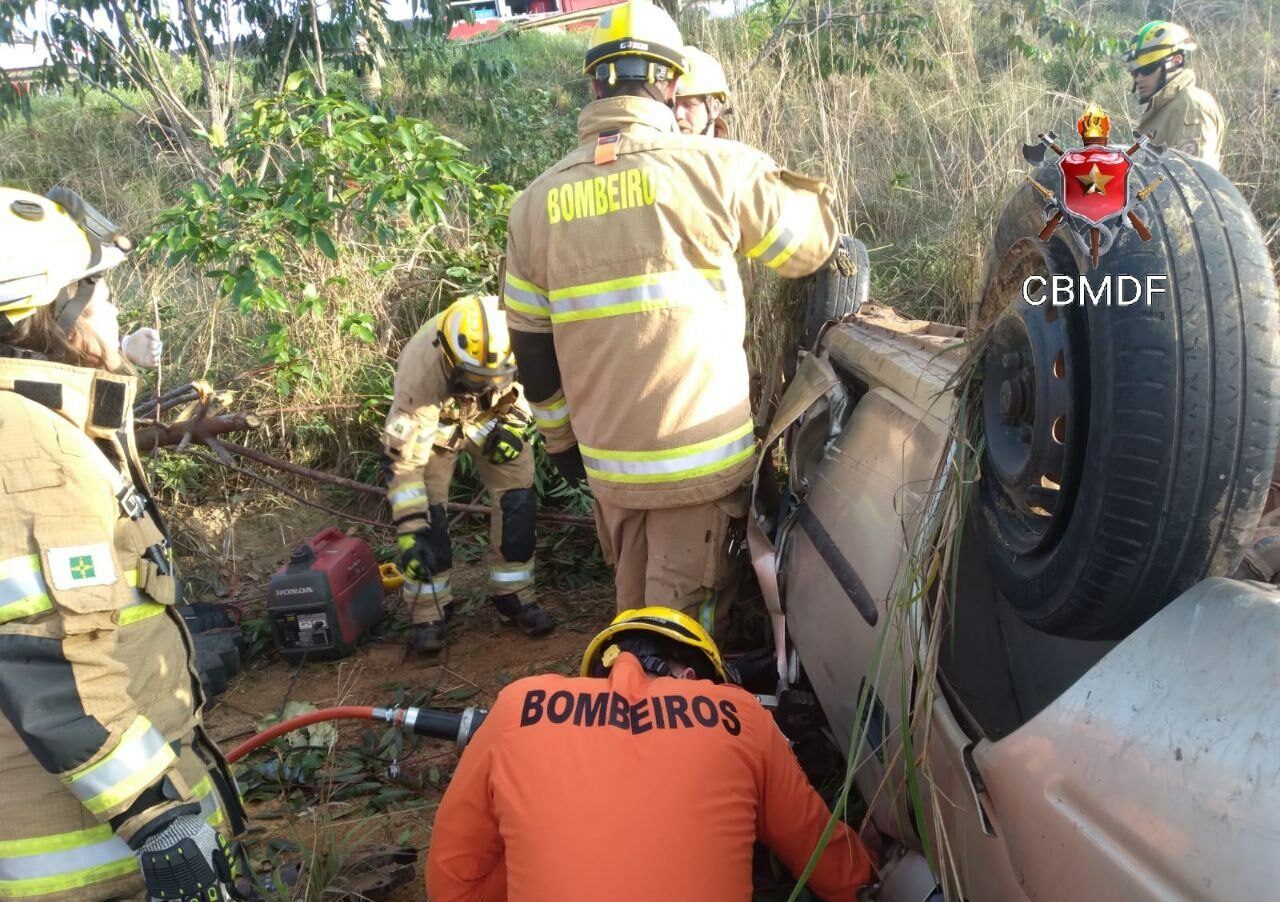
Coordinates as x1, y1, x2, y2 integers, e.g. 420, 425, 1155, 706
504, 0, 840, 638
383, 294, 555, 654
1123, 20, 1225, 168
0, 186, 246, 902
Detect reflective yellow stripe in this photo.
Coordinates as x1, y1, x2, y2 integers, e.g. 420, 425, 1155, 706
0, 854, 136, 898
388, 480, 428, 516
698, 591, 716, 635
192, 775, 225, 827
0, 555, 52, 626
580, 421, 756, 484
531, 396, 571, 430
547, 269, 726, 324
746, 206, 808, 270
119, 601, 165, 626
117, 569, 164, 626
0, 775, 223, 897
504, 274, 550, 318
64, 716, 176, 815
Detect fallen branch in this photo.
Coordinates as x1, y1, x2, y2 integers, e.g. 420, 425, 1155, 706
135, 412, 262, 453
190, 447, 393, 532
134, 382, 200, 418
213, 439, 595, 527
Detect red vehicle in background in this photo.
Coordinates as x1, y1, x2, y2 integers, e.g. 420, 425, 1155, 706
447, 0, 619, 40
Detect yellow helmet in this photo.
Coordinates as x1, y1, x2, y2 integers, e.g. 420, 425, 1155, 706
584, 0, 686, 85
0, 186, 131, 336
1122, 20, 1196, 70
581, 606, 728, 682
438, 294, 517, 393
675, 46, 728, 101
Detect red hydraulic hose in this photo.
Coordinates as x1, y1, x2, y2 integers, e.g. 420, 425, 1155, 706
226, 706, 376, 763
225, 703, 486, 763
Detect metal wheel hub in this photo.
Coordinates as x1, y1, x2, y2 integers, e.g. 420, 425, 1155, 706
981, 295, 1079, 554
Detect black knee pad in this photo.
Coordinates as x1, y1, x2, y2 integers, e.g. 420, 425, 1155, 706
499, 488, 536, 561
427, 503, 453, 570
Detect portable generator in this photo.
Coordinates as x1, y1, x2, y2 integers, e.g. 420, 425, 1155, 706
267, 528, 384, 660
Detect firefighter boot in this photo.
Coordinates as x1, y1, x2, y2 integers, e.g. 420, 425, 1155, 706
410, 622, 447, 654
491, 593, 555, 636
409, 603, 453, 656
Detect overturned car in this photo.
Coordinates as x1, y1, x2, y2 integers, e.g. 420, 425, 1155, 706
756, 148, 1280, 900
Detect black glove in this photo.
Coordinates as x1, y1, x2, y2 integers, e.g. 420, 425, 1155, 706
398, 530, 441, 581
130, 813, 234, 902
482, 422, 528, 464
550, 446, 587, 485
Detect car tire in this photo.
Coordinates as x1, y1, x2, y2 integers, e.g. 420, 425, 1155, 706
974, 151, 1280, 639
192, 630, 243, 704
801, 234, 870, 351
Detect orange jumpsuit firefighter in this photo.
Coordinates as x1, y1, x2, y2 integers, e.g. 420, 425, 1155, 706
382, 295, 555, 653
0, 187, 246, 902
426, 606, 876, 902
504, 1, 840, 640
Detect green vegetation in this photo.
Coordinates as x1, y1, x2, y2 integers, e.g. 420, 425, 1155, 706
1, 0, 1276, 505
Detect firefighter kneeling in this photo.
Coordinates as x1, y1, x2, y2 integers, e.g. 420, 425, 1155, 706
382, 295, 555, 653
0, 186, 246, 902
426, 607, 877, 901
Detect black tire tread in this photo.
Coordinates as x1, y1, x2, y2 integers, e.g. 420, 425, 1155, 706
978, 152, 1280, 638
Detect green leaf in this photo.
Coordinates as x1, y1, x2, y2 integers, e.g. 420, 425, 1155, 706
253, 249, 285, 278
283, 69, 308, 93
370, 261, 395, 276
314, 230, 338, 260
440, 686, 480, 701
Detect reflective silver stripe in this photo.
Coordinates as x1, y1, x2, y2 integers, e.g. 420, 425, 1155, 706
463, 418, 500, 445
388, 482, 428, 514
198, 786, 224, 826
0, 831, 132, 884
0, 778, 223, 888
489, 564, 534, 584
64, 717, 175, 812
503, 277, 550, 316
753, 225, 798, 267
531, 397, 571, 429
581, 429, 755, 479
549, 271, 726, 321
0, 555, 52, 624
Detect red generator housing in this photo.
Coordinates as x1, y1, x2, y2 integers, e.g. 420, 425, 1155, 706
267, 528, 384, 660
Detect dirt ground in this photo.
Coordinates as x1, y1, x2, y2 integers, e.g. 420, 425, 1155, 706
181, 496, 617, 900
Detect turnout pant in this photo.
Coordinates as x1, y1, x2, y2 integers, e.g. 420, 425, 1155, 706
592, 485, 748, 642
409, 442, 537, 625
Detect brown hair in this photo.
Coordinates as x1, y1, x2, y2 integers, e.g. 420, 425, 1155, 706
3, 296, 114, 370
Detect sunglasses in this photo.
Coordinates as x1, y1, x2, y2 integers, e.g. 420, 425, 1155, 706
1130, 60, 1164, 77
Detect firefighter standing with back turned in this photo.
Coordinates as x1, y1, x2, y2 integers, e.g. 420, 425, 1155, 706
383, 294, 555, 653
1123, 20, 1225, 168
504, 0, 840, 640
0, 186, 246, 902
426, 606, 877, 902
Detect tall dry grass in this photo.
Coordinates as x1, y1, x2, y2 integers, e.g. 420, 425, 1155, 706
680, 0, 1278, 377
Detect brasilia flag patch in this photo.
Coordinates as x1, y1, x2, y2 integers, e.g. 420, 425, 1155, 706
47, 544, 117, 590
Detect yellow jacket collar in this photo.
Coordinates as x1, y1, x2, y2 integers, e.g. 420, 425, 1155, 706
0, 355, 136, 437
576, 96, 678, 145
1148, 68, 1196, 113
